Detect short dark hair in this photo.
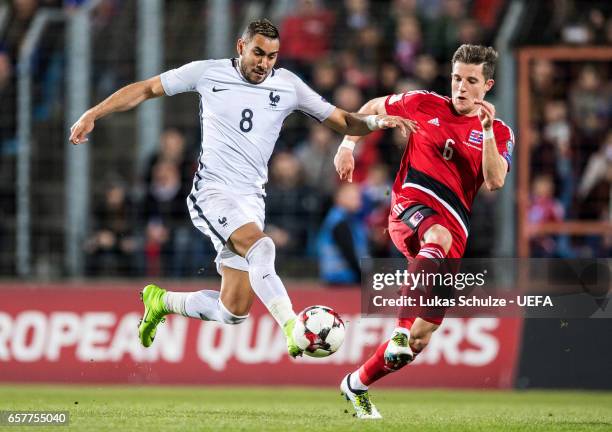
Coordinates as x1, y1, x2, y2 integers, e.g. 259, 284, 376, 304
452, 44, 498, 81
242, 19, 279, 42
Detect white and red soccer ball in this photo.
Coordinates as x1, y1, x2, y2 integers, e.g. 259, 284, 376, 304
293, 306, 345, 358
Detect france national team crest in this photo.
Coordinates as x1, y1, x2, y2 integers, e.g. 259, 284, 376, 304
468, 129, 484, 145
269, 91, 280, 107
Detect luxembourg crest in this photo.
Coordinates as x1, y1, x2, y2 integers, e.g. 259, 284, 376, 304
468, 130, 483, 145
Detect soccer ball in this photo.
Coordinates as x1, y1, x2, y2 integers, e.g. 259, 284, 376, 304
293, 306, 345, 358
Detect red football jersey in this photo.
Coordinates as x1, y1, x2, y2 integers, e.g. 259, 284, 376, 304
385, 90, 515, 238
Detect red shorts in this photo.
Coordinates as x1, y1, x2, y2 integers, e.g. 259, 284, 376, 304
388, 189, 468, 260
387, 189, 469, 325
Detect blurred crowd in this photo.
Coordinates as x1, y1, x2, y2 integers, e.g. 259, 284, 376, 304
528, 61, 611, 258
0, 0, 610, 279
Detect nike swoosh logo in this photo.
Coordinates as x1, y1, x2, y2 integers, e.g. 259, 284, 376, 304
212, 87, 229, 92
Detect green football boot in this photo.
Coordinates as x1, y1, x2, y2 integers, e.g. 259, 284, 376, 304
340, 374, 382, 419
383, 329, 414, 369
138, 284, 170, 348
283, 317, 303, 358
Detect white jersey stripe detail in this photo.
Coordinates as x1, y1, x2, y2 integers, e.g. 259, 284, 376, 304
417, 251, 436, 259
421, 248, 444, 258
401, 183, 469, 238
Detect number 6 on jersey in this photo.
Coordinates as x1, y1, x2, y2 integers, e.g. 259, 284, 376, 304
443, 138, 455, 160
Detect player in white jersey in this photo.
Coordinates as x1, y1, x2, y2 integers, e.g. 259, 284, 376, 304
70, 19, 417, 358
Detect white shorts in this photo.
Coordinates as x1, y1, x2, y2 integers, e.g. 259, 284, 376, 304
187, 185, 265, 275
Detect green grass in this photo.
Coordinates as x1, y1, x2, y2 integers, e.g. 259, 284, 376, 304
0, 386, 611, 431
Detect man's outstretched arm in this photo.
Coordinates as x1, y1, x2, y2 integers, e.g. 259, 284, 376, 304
332, 97, 396, 183
323, 101, 416, 138
69, 75, 165, 144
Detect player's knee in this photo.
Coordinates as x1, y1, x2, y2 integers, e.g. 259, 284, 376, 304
218, 300, 249, 325
424, 225, 452, 254
410, 337, 429, 353
245, 236, 276, 267
409, 326, 435, 352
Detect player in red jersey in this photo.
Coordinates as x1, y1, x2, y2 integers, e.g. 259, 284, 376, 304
334, 44, 515, 418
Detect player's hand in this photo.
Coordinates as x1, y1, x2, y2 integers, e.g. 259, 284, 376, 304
374, 115, 419, 137
474, 99, 495, 130
69, 112, 95, 145
334, 147, 355, 183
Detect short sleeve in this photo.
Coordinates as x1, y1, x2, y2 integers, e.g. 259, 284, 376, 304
493, 120, 515, 171
160, 61, 209, 96
384, 90, 427, 117
282, 69, 335, 122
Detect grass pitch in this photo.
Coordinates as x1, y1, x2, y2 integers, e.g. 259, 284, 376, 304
0, 386, 611, 431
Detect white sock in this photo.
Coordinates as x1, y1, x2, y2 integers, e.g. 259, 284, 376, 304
267, 297, 296, 328
163, 291, 190, 316
245, 237, 296, 327
164, 290, 222, 320
350, 370, 368, 391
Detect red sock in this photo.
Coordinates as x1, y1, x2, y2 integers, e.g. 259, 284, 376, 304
358, 339, 424, 386
358, 243, 446, 387
358, 340, 391, 386
397, 242, 446, 328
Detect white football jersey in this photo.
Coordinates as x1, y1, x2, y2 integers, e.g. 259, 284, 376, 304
160, 58, 336, 195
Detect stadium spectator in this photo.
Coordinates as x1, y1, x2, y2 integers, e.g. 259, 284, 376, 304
528, 175, 566, 257
0, 50, 16, 155
470, 0, 506, 32
361, 164, 391, 216
90, 0, 136, 99
2, 0, 38, 60
412, 54, 446, 94
311, 58, 339, 102
393, 15, 423, 74
318, 183, 368, 284
296, 123, 338, 199
85, 177, 137, 276
381, 0, 426, 55
464, 186, 497, 257
426, 0, 467, 62
333, 83, 364, 113
542, 100, 574, 209
280, 0, 335, 77
333, 0, 374, 51
0, 50, 15, 274
354, 25, 384, 75
456, 18, 483, 45
143, 128, 193, 190
265, 152, 319, 258
577, 132, 611, 261
361, 164, 395, 257
578, 131, 612, 205
530, 59, 565, 124
143, 159, 189, 277
569, 65, 609, 138
377, 62, 401, 95
338, 50, 376, 90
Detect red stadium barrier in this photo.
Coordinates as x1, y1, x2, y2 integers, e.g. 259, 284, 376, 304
0, 283, 523, 388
